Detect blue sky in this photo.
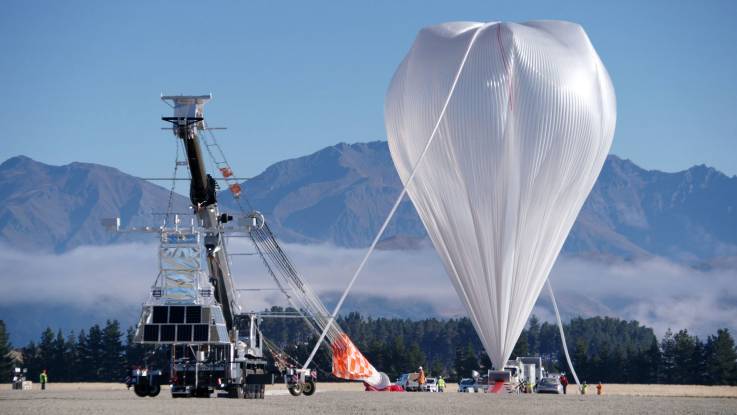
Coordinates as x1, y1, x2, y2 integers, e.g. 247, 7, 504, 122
1, 0, 735, 178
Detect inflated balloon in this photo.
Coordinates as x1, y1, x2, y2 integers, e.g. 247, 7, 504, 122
385, 21, 616, 370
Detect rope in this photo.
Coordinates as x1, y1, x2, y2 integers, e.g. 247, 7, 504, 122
546, 279, 581, 390
163, 140, 182, 228
203, 129, 342, 348
302, 22, 490, 371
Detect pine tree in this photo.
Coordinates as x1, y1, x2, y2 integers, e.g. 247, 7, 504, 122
672, 329, 700, 384
638, 338, 661, 384
0, 320, 14, 381
86, 324, 105, 381
512, 330, 529, 358
454, 342, 478, 378
570, 339, 589, 382
37, 328, 54, 380
51, 330, 69, 381
407, 342, 426, 373
75, 330, 90, 381
390, 336, 407, 376
64, 332, 78, 382
101, 320, 125, 381
704, 329, 737, 385
527, 315, 541, 355
660, 329, 676, 383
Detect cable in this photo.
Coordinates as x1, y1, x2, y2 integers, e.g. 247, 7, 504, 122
546, 279, 581, 390
163, 140, 182, 228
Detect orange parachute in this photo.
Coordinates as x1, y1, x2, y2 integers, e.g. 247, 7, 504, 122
331, 333, 376, 380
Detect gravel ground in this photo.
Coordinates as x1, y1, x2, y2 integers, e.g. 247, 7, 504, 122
1, 384, 736, 415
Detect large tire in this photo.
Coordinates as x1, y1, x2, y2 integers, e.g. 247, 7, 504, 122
148, 383, 161, 397
229, 384, 244, 399
302, 380, 316, 396
133, 384, 149, 398
288, 384, 302, 396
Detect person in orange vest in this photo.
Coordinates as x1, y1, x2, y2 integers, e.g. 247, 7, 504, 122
417, 366, 426, 391
596, 381, 603, 395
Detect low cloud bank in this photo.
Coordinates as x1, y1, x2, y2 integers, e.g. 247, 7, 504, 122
1, 241, 735, 341
549, 257, 737, 337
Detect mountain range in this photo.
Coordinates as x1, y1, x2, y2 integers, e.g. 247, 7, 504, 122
2, 141, 736, 265
0, 155, 188, 252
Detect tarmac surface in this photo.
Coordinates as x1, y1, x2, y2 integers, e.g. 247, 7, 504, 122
1, 383, 736, 414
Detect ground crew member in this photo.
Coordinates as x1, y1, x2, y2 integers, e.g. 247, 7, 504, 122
418, 367, 426, 391
581, 381, 588, 395
596, 381, 603, 395
438, 376, 446, 392
39, 369, 48, 390
560, 373, 569, 394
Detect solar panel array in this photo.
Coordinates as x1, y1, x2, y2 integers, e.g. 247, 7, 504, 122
139, 305, 228, 344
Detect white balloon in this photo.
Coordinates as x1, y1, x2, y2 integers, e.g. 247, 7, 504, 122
385, 21, 616, 370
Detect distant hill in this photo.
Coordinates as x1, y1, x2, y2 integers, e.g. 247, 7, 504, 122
0, 155, 188, 252
2, 142, 736, 264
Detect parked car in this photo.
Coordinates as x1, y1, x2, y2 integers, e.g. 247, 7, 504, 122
397, 373, 421, 391
422, 377, 438, 392
457, 378, 480, 393
534, 376, 563, 394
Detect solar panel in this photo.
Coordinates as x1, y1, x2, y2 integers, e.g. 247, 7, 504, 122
160, 324, 175, 342
177, 324, 192, 342
169, 306, 185, 324
193, 324, 209, 342
143, 325, 159, 342
152, 306, 168, 324
186, 306, 202, 323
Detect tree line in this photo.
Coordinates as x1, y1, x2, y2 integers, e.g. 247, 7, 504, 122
1, 312, 735, 385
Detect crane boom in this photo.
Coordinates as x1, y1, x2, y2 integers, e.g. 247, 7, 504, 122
161, 94, 238, 330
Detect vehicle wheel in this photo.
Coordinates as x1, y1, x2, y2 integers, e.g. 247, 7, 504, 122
243, 384, 254, 399
133, 384, 150, 397
229, 384, 244, 399
148, 383, 161, 397
288, 384, 303, 396
195, 388, 210, 398
302, 379, 316, 396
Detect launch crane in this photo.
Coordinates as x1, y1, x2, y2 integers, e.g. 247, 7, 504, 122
128, 95, 272, 399
103, 94, 341, 398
